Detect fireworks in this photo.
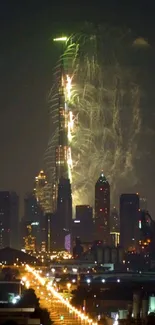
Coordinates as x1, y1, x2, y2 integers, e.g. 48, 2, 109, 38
46, 24, 142, 208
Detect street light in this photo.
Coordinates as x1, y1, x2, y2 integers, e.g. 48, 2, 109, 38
66, 282, 71, 290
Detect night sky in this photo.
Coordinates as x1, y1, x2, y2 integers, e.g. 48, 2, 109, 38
0, 0, 155, 216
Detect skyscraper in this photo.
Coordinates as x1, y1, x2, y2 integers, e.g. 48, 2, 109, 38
55, 177, 72, 249
120, 193, 140, 252
72, 205, 94, 242
55, 75, 69, 181
24, 193, 43, 223
23, 224, 36, 253
110, 206, 120, 247
34, 170, 52, 213
52, 66, 73, 249
76, 205, 93, 222
95, 172, 110, 245
21, 193, 43, 251
110, 206, 119, 232
0, 191, 19, 249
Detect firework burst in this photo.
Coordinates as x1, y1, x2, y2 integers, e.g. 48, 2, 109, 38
46, 24, 142, 209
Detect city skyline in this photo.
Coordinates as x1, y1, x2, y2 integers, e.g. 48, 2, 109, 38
0, 2, 155, 324
0, 1, 155, 216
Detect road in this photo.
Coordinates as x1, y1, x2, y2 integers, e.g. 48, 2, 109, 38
25, 267, 98, 325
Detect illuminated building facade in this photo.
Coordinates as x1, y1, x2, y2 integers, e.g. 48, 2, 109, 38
120, 193, 140, 252
52, 59, 73, 248
110, 206, 120, 247
55, 74, 73, 185
0, 191, 19, 249
110, 232, 120, 247
139, 210, 155, 257
95, 172, 110, 245
23, 224, 35, 252
21, 193, 43, 251
34, 170, 52, 213
55, 76, 68, 181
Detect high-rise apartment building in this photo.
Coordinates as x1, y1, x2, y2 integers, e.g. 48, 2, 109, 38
120, 193, 140, 252
0, 191, 19, 249
95, 172, 110, 245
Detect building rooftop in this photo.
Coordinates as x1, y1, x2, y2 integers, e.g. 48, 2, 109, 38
0, 247, 37, 264
96, 172, 108, 184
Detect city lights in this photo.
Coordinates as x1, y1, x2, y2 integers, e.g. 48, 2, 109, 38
25, 265, 98, 325
66, 282, 71, 290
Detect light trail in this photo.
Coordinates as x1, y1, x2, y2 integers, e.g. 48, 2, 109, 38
66, 75, 73, 102
25, 265, 98, 325
65, 74, 74, 183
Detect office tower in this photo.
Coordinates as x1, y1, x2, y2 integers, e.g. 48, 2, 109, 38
0, 191, 19, 249
140, 210, 155, 257
55, 177, 72, 249
44, 213, 52, 252
24, 192, 43, 223
110, 206, 119, 232
34, 170, 52, 213
23, 223, 36, 252
57, 177, 72, 230
22, 193, 43, 251
120, 193, 140, 252
50, 63, 73, 246
76, 205, 93, 221
55, 77, 68, 181
55, 70, 73, 185
72, 205, 94, 242
110, 206, 120, 247
95, 172, 110, 245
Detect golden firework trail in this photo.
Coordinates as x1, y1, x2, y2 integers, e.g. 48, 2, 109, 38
46, 24, 142, 210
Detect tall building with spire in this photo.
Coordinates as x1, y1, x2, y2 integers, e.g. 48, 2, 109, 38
52, 69, 72, 249
34, 170, 52, 213
55, 75, 69, 181
95, 172, 110, 245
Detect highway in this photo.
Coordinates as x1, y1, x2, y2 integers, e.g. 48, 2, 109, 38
37, 285, 82, 324
24, 265, 98, 325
